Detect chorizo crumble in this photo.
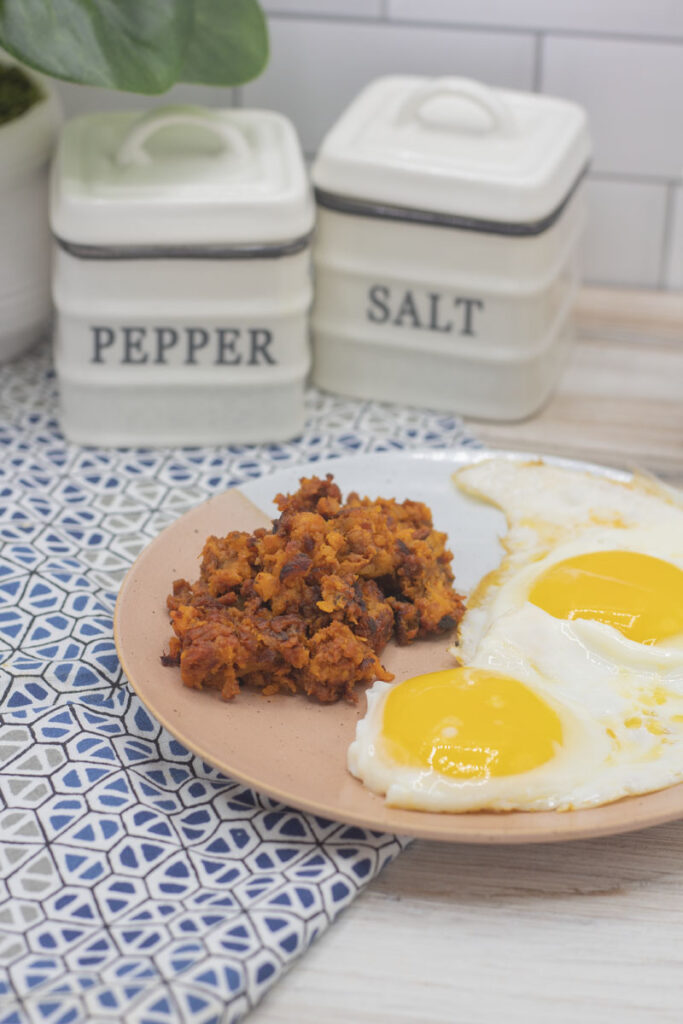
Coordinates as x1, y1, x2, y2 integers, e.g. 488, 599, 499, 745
163, 474, 465, 703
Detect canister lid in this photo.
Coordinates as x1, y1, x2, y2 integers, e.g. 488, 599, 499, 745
312, 76, 591, 227
51, 105, 314, 247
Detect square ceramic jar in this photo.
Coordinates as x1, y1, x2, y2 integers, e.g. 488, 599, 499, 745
51, 105, 314, 445
310, 76, 591, 421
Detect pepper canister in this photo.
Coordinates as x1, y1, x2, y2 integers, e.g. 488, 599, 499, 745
311, 76, 591, 421
0, 66, 62, 362
51, 105, 314, 445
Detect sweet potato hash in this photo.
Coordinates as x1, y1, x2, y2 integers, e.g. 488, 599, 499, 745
163, 474, 465, 703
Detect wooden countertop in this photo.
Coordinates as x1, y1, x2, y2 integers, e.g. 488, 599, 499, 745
251, 286, 683, 1024
474, 287, 683, 485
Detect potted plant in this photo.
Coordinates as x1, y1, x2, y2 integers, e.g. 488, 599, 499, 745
0, 0, 268, 362
0, 62, 62, 362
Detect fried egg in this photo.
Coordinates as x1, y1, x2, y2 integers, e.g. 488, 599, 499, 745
348, 664, 611, 811
348, 458, 683, 813
454, 458, 683, 660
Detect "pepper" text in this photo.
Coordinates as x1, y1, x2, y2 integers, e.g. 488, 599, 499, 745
90, 325, 276, 366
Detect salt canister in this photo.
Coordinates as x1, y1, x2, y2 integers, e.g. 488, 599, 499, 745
311, 76, 591, 421
51, 105, 314, 445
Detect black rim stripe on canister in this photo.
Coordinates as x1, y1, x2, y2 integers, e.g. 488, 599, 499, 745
314, 163, 589, 238
52, 231, 313, 261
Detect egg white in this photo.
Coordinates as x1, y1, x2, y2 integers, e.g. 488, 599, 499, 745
349, 604, 683, 813
470, 606, 683, 810
456, 521, 683, 661
454, 459, 683, 662
348, 660, 610, 812
348, 458, 683, 814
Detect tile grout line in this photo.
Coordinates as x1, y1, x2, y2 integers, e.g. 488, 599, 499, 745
263, 10, 683, 44
533, 31, 544, 92
266, 10, 529, 35
588, 171, 679, 187
657, 182, 677, 290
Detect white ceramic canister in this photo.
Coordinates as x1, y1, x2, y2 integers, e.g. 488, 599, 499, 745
51, 105, 314, 445
0, 66, 62, 362
311, 76, 591, 421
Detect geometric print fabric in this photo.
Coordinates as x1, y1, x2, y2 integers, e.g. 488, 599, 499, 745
0, 347, 478, 1023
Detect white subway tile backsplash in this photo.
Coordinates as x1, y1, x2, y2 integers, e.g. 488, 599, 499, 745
243, 17, 535, 153
542, 36, 683, 178
42, 2, 683, 291
388, 0, 683, 38
55, 81, 236, 118
582, 178, 668, 288
665, 186, 683, 291
262, 0, 382, 16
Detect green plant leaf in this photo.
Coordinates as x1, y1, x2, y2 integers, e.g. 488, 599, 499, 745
181, 0, 268, 86
0, 0, 194, 93
0, 61, 43, 124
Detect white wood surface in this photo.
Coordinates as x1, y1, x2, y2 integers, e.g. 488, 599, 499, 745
250, 287, 683, 1024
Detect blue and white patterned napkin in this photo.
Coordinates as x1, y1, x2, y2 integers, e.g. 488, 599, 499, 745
0, 348, 478, 1024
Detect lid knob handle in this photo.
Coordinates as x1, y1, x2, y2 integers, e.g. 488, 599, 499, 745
395, 77, 515, 134
116, 104, 251, 167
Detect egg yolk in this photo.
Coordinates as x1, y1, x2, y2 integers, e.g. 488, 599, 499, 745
381, 668, 562, 780
529, 550, 683, 645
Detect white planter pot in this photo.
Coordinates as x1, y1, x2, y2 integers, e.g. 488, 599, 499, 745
0, 69, 62, 362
